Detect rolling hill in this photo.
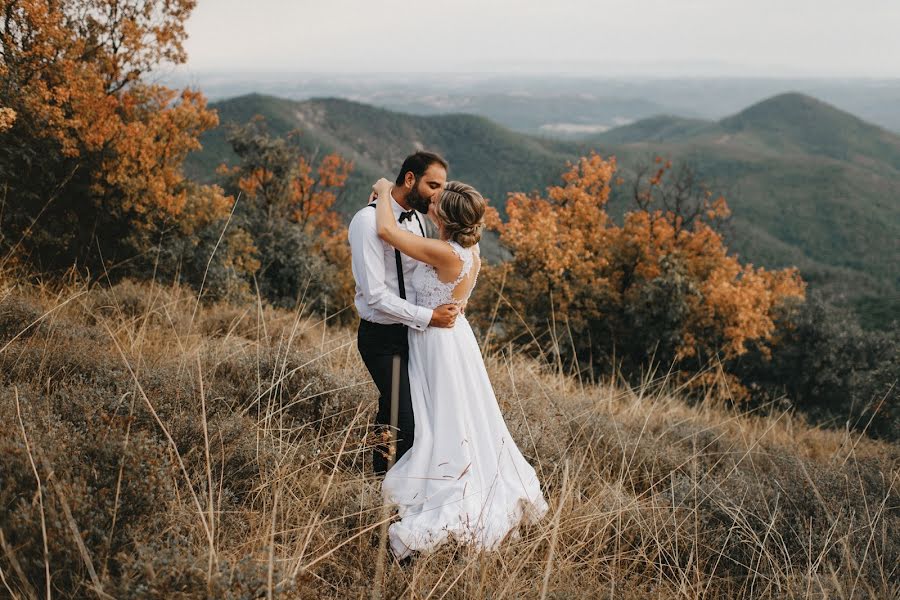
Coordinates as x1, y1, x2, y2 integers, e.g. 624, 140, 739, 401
186, 94, 577, 214
185, 93, 900, 326
719, 93, 900, 172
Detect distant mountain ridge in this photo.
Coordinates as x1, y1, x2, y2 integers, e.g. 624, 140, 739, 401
185, 92, 900, 326
375, 93, 670, 138
587, 115, 713, 144
594, 93, 900, 174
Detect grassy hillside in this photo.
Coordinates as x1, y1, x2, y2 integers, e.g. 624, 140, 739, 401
185, 93, 900, 325
1, 272, 897, 598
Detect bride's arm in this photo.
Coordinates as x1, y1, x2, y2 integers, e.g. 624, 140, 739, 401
373, 179, 458, 270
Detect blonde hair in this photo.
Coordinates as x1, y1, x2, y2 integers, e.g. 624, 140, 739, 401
434, 181, 486, 248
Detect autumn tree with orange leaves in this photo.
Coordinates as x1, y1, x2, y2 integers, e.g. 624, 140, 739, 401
218, 119, 355, 317
473, 154, 806, 399
0, 0, 232, 275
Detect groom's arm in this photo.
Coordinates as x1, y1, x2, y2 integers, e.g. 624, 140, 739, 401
349, 209, 433, 331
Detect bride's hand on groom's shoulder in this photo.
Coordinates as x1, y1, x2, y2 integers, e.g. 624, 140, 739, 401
365, 178, 392, 204
372, 178, 393, 199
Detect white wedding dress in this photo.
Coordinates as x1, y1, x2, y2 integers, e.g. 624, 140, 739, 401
382, 240, 549, 560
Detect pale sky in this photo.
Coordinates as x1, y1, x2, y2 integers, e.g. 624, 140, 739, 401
180, 0, 900, 77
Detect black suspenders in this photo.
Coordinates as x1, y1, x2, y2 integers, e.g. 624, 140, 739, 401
368, 204, 425, 300
394, 248, 406, 299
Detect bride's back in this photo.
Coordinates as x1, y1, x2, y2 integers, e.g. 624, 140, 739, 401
413, 241, 481, 310
450, 248, 480, 305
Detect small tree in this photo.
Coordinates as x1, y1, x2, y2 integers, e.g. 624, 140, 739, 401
219, 120, 354, 317
733, 292, 899, 440
473, 154, 806, 399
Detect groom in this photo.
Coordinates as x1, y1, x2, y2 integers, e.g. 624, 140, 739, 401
348, 151, 459, 476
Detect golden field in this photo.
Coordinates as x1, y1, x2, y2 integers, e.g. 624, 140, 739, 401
0, 270, 896, 599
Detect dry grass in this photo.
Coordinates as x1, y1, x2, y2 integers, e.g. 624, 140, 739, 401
0, 268, 897, 599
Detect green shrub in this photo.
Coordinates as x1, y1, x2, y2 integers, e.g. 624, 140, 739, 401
734, 293, 899, 441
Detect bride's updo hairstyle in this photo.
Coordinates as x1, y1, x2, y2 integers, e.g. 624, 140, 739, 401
434, 181, 486, 248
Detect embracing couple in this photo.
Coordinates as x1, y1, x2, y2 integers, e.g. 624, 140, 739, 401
348, 151, 548, 561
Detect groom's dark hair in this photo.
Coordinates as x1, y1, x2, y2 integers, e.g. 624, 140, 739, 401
395, 151, 449, 186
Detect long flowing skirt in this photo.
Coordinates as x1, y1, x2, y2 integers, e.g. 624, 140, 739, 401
381, 315, 549, 559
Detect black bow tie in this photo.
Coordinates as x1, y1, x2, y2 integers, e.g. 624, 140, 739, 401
398, 210, 416, 223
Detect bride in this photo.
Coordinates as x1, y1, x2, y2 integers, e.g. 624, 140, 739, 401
371, 177, 549, 561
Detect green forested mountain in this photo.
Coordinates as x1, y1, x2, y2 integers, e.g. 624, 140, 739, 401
185, 92, 899, 326
186, 94, 577, 213
718, 93, 900, 172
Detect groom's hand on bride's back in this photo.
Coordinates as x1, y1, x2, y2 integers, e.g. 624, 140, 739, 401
430, 304, 459, 328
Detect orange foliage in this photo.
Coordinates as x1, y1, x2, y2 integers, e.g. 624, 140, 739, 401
288, 154, 352, 228
0, 108, 15, 132
290, 153, 355, 307
221, 152, 350, 235
479, 153, 806, 391
219, 138, 355, 313
1, 0, 224, 233
180, 183, 260, 281
99, 87, 220, 219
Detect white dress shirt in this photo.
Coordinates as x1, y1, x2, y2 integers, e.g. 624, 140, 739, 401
348, 196, 433, 331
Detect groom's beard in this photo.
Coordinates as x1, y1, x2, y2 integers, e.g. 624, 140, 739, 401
406, 185, 432, 214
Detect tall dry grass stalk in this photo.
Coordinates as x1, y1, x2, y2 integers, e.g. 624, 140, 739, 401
0, 265, 896, 599
14, 387, 50, 600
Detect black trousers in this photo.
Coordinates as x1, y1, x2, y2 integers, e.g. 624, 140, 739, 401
357, 319, 415, 476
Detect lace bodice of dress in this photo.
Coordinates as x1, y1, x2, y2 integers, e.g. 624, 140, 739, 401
412, 241, 480, 310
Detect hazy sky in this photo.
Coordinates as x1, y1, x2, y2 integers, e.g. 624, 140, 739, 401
180, 0, 900, 77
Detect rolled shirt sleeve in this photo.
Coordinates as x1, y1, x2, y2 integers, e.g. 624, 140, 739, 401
349, 209, 433, 331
